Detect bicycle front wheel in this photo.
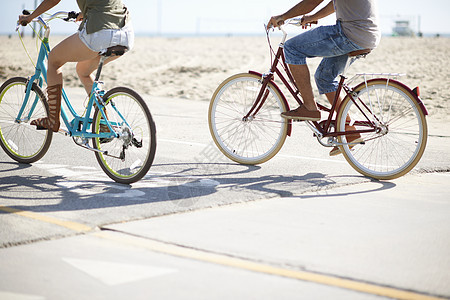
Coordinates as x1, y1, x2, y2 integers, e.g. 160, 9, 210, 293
208, 73, 289, 165
0, 77, 52, 163
337, 79, 427, 180
92, 87, 156, 184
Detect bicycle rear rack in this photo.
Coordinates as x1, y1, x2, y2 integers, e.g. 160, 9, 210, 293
346, 73, 405, 87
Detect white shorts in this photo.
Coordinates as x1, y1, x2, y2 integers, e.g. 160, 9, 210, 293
79, 23, 134, 54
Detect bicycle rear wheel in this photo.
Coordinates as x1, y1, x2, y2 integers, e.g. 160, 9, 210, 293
92, 87, 156, 184
337, 79, 427, 180
208, 73, 289, 165
0, 77, 52, 163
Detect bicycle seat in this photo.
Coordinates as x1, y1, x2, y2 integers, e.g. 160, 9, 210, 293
348, 49, 371, 57
102, 45, 128, 57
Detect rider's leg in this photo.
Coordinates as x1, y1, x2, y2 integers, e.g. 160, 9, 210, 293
76, 22, 134, 95
31, 33, 98, 131
288, 64, 318, 112
281, 63, 321, 121
77, 55, 120, 141
324, 91, 347, 121
47, 33, 98, 89
282, 22, 364, 121
324, 83, 362, 156
76, 56, 119, 94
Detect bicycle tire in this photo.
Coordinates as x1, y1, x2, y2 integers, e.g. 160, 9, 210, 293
208, 73, 289, 165
92, 87, 156, 184
0, 77, 52, 163
336, 78, 427, 180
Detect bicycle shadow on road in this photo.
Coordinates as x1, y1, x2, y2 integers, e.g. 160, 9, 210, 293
0, 161, 32, 173
145, 162, 398, 202
0, 161, 397, 215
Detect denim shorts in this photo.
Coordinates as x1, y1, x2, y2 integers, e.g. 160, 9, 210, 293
79, 22, 134, 54
284, 21, 364, 94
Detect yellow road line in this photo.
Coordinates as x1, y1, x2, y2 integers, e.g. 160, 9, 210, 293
0, 206, 92, 232
1, 205, 444, 300
96, 230, 446, 300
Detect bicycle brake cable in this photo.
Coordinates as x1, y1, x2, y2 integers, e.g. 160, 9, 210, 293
17, 10, 51, 69
18, 27, 37, 68
265, 26, 275, 67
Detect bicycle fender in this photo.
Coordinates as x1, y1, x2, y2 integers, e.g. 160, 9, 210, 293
248, 71, 292, 136
397, 81, 429, 116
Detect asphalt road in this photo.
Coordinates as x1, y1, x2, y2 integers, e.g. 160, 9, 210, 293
1, 89, 449, 299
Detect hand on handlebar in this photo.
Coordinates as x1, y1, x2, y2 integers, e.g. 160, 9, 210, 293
266, 15, 318, 30
76, 12, 83, 22
300, 15, 318, 29
18, 14, 32, 26
266, 15, 285, 30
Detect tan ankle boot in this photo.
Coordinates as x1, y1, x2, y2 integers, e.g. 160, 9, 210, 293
31, 84, 62, 132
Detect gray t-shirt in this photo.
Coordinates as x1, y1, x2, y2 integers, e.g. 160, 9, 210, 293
334, 0, 381, 49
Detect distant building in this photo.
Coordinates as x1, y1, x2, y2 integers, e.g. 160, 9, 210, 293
392, 20, 415, 36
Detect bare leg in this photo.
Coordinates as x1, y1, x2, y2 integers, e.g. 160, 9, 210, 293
77, 56, 119, 94
325, 91, 351, 123
289, 64, 318, 111
32, 33, 98, 131
47, 33, 99, 87
281, 64, 321, 121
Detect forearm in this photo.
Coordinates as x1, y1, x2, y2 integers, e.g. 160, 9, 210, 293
309, 1, 335, 21
28, 0, 61, 20
280, 0, 324, 20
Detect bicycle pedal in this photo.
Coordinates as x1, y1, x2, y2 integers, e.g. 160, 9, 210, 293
100, 137, 114, 144
58, 128, 70, 136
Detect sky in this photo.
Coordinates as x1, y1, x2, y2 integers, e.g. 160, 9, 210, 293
2, 0, 449, 36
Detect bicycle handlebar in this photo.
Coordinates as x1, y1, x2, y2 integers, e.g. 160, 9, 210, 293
270, 18, 318, 44
267, 17, 318, 30
17, 10, 79, 31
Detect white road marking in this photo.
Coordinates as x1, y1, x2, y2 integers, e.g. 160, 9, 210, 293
62, 257, 177, 286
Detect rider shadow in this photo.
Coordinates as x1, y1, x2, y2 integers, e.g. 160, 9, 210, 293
0, 161, 397, 215
0, 174, 217, 212
146, 162, 397, 201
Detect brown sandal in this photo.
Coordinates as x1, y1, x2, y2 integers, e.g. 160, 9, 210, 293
31, 84, 62, 132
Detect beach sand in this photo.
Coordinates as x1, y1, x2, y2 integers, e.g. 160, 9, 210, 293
1, 34, 449, 120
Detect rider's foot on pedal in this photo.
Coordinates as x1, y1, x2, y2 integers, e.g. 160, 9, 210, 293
99, 123, 113, 144
281, 106, 321, 121
329, 125, 363, 156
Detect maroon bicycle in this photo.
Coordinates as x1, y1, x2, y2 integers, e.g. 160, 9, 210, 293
208, 19, 428, 180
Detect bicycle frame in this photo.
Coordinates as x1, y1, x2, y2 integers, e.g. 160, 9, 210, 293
245, 26, 379, 143
18, 15, 116, 141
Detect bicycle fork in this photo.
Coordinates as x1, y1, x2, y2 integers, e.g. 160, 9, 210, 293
243, 75, 272, 121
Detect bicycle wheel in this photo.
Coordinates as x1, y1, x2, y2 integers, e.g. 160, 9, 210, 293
0, 77, 52, 163
92, 87, 156, 184
208, 73, 289, 165
336, 78, 427, 180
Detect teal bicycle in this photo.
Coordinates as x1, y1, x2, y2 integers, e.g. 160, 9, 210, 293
0, 11, 156, 184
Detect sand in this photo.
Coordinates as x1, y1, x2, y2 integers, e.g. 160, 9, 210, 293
1, 34, 449, 120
